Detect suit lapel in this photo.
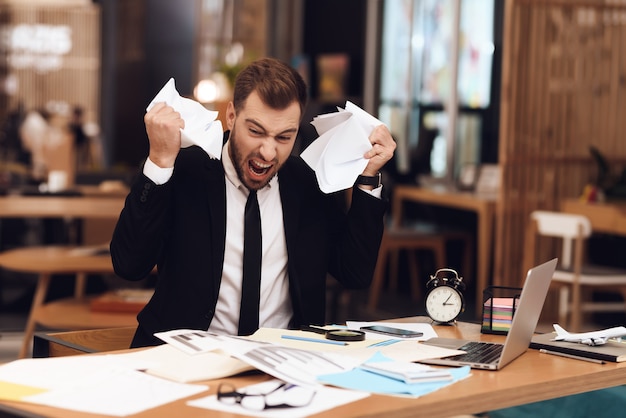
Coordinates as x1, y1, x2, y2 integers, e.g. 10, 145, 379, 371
278, 163, 301, 258
204, 157, 227, 298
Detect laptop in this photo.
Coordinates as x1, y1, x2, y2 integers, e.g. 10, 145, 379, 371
420, 258, 557, 370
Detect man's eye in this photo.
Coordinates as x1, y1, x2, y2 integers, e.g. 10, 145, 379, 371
276, 135, 292, 142
249, 128, 263, 136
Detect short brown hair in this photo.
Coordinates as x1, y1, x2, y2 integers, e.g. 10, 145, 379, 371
232, 57, 307, 118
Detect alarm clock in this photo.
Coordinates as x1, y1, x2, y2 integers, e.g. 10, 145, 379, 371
425, 268, 466, 324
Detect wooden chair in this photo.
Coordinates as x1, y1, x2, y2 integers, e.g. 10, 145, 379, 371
0, 246, 138, 358
524, 210, 626, 331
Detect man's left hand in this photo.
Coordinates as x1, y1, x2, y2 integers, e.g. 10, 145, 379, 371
362, 125, 396, 177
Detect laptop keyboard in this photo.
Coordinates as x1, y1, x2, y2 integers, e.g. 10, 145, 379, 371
449, 341, 503, 364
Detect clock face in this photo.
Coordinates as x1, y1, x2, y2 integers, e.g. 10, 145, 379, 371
425, 286, 464, 323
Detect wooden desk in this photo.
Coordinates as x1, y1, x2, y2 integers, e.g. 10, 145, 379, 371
1, 317, 623, 418
393, 185, 497, 314
561, 199, 626, 236
33, 327, 136, 358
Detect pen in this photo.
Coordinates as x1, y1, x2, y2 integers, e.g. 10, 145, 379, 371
281, 335, 347, 346
539, 349, 605, 364
367, 339, 401, 348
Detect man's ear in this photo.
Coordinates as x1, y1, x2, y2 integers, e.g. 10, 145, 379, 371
226, 102, 235, 130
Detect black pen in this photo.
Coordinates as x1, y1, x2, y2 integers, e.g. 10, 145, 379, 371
539, 349, 605, 364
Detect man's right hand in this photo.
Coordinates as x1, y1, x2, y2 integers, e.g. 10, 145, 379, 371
145, 102, 185, 168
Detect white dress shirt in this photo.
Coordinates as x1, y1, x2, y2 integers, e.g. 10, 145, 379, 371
143, 143, 292, 335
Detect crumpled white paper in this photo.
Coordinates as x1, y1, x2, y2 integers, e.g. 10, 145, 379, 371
300, 101, 384, 193
146, 78, 224, 159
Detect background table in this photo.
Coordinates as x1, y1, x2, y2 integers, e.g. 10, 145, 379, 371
393, 185, 497, 315
561, 199, 626, 235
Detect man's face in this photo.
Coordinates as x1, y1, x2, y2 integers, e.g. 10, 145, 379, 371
227, 91, 301, 191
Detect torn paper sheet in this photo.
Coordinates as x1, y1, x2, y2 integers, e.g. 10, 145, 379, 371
300, 101, 384, 193
147, 77, 224, 159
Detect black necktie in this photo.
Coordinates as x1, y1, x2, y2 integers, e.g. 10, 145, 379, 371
238, 190, 262, 336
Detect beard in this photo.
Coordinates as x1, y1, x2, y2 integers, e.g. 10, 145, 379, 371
229, 125, 280, 191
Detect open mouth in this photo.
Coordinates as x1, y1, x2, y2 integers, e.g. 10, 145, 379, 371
249, 160, 272, 177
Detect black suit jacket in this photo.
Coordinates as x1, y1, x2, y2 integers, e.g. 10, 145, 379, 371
110, 145, 386, 347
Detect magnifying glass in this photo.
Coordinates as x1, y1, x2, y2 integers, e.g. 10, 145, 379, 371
301, 325, 366, 342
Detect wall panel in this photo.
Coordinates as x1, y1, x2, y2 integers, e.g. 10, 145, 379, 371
496, 0, 626, 286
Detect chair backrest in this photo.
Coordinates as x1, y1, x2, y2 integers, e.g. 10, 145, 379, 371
529, 210, 592, 269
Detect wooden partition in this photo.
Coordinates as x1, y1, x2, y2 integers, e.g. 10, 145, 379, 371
0, 1, 100, 121
495, 0, 626, 286
0, 1, 101, 179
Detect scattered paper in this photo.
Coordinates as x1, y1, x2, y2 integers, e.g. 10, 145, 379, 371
147, 77, 224, 159
188, 378, 369, 418
0, 380, 47, 402
318, 352, 471, 398
154, 328, 224, 354
155, 328, 360, 388
0, 355, 207, 416
360, 360, 453, 384
301, 101, 384, 193
125, 344, 254, 383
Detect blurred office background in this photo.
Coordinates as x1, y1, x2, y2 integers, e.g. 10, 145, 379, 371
1, 0, 626, 360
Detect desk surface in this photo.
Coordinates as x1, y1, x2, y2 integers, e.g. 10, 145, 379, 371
1, 317, 623, 418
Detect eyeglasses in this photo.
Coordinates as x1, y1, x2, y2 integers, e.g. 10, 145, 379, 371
217, 381, 316, 411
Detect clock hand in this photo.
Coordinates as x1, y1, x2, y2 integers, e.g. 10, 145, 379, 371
442, 294, 452, 305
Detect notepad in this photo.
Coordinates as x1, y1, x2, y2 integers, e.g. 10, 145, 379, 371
360, 361, 453, 384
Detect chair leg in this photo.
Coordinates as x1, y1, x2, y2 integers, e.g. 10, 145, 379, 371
407, 251, 421, 301
20, 273, 51, 359
432, 241, 446, 270
388, 249, 400, 292
571, 283, 582, 332
461, 235, 473, 285
558, 286, 570, 329
368, 246, 389, 312
74, 272, 87, 300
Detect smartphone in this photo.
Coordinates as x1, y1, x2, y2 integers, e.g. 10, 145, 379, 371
360, 325, 423, 338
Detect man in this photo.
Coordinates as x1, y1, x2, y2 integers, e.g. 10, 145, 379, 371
110, 57, 396, 347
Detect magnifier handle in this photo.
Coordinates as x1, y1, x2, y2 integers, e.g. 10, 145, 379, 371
300, 325, 328, 335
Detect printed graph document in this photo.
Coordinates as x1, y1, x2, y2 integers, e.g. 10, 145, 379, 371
250, 327, 464, 364
301, 101, 384, 193
151, 328, 465, 388
155, 329, 360, 387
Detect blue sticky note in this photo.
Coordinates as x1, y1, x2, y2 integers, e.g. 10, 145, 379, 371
317, 353, 471, 397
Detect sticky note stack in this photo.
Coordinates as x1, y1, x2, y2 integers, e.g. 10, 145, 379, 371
482, 297, 519, 334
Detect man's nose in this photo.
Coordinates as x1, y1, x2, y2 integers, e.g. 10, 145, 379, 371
259, 137, 277, 161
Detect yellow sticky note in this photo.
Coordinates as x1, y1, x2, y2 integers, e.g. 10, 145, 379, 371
0, 380, 47, 401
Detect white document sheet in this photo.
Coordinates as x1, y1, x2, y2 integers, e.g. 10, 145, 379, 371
0, 355, 207, 416
301, 101, 384, 193
147, 77, 224, 159
188, 378, 369, 418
